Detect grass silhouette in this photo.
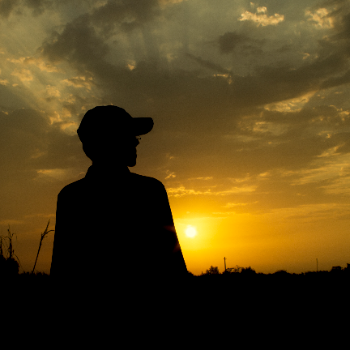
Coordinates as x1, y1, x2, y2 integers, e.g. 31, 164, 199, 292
0, 221, 54, 277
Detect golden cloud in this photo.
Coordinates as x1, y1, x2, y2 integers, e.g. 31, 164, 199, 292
264, 91, 316, 113
46, 85, 61, 98
165, 170, 176, 179
61, 76, 92, 90
239, 7, 284, 26
0, 79, 9, 86
11, 68, 33, 82
305, 8, 334, 29
167, 185, 257, 197
8, 56, 59, 72
36, 168, 75, 181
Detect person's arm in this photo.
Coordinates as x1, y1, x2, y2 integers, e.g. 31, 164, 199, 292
50, 191, 70, 280
162, 224, 188, 276
158, 183, 188, 277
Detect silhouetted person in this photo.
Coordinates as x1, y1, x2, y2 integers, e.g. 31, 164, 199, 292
50, 105, 187, 287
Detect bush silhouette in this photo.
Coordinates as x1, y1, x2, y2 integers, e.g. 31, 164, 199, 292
241, 266, 256, 275
0, 256, 19, 276
202, 266, 220, 275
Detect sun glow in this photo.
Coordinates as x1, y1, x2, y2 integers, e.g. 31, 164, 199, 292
185, 225, 197, 238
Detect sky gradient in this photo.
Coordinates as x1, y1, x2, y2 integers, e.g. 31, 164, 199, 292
1, 0, 350, 275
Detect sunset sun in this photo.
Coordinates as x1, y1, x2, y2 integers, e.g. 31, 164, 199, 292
185, 225, 197, 238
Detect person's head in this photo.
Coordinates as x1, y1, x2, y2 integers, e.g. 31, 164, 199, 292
77, 105, 153, 167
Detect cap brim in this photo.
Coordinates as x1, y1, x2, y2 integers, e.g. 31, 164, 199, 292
132, 118, 154, 135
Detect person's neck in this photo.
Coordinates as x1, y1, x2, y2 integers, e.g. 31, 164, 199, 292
92, 161, 130, 174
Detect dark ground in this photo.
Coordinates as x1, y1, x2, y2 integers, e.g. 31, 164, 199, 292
1, 271, 347, 345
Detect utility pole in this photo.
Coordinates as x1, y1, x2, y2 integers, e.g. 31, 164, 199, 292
316, 258, 318, 273
224, 257, 227, 272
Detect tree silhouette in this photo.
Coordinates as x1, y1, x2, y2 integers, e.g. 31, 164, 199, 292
240, 266, 256, 275
223, 266, 242, 274
203, 266, 220, 275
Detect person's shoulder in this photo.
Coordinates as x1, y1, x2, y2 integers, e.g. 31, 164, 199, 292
58, 178, 86, 198
130, 173, 165, 189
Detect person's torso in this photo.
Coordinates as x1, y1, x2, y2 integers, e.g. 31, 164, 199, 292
59, 172, 170, 278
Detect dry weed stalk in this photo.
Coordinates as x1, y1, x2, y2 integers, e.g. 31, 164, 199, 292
32, 220, 54, 274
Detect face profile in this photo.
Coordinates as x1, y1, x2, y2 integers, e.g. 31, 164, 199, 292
83, 133, 140, 167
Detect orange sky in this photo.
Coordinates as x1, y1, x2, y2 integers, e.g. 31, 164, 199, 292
1, 0, 350, 275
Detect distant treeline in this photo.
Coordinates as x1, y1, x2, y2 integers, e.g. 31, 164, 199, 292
1, 264, 350, 280
198, 264, 350, 276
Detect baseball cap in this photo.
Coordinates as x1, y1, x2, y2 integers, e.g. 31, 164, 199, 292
77, 105, 154, 143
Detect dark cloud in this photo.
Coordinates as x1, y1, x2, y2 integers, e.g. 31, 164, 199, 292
41, 15, 109, 65
218, 32, 248, 54
236, 50, 350, 107
240, 44, 264, 56
332, 13, 350, 41
40, 1, 162, 72
0, 0, 101, 20
0, 0, 51, 18
0, 0, 20, 18
90, 0, 160, 35
320, 69, 350, 89
276, 45, 292, 53
314, 0, 348, 10
185, 53, 230, 74
24, 0, 50, 16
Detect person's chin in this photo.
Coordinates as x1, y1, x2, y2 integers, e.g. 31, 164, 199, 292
127, 157, 137, 167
